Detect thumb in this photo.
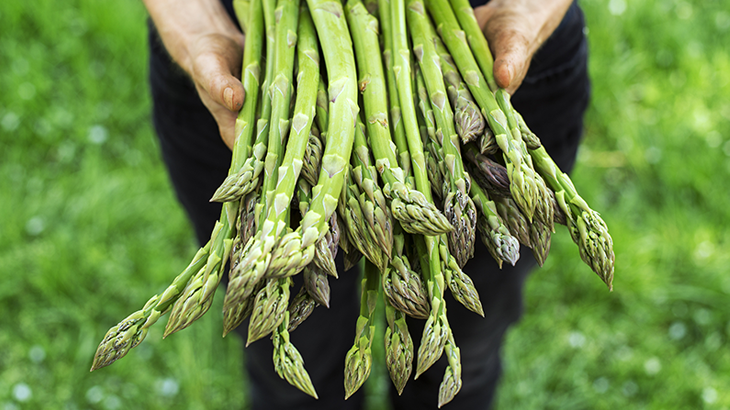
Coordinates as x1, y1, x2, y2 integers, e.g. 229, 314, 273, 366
488, 27, 531, 93
194, 51, 245, 112
190, 34, 246, 112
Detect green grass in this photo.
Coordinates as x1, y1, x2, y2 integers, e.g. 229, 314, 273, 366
1, 0, 729, 409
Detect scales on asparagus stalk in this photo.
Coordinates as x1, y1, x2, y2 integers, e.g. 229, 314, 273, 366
470, 183, 520, 268
384, 296, 415, 395
343, 259, 379, 399
432, 30, 485, 145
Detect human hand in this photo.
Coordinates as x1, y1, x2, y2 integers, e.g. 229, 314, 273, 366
187, 33, 245, 150
473, 0, 573, 94
143, 0, 245, 149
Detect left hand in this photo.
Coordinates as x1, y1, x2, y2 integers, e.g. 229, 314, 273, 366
473, 0, 573, 94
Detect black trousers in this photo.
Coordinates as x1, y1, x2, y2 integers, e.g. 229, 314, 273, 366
147, 2, 590, 409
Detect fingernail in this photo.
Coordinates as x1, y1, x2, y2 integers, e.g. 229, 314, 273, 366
506, 64, 514, 86
223, 87, 234, 110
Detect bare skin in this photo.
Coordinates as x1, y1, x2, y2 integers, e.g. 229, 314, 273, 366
474, 0, 573, 94
144, 0, 572, 146
143, 0, 245, 149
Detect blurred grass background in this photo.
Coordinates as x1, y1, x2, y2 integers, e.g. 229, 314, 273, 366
1, 0, 729, 409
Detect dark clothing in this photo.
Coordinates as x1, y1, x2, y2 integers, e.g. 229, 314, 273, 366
147, 1, 589, 409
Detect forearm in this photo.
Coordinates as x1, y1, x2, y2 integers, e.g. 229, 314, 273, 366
143, 0, 244, 76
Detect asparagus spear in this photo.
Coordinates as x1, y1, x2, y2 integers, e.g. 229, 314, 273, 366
297, 179, 340, 278
247, 277, 292, 345
494, 195, 531, 248
163, 219, 234, 337
90, 244, 210, 371
463, 143, 510, 198
425, 0, 541, 223
344, 259, 379, 399
382, 224, 430, 319
391, 0, 452, 379
412, 235, 449, 379
409, 1, 477, 268
272, 311, 319, 398
494, 89, 554, 232
287, 286, 318, 332
447, 0, 497, 91
438, 236, 483, 317
438, 331, 462, 408
266, 0, 359, 278
384, 297, 414, 395
470, 182, 520, 268
478, 124, 499, 155
530, 148, 615, 289
302, 264, 331, 308
430, 20, 485, 145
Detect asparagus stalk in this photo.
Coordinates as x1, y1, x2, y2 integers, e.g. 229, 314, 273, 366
463, 143, 510, 198
272, 310, 319, 398
414, 66, 444, 201
247, 277, 292, 345
302, 127, 324, 187
412, 235, 449, 379
478, 124, 499, 155
382, 224, 430, 319
425, 0, 541, 223
530, 148, 615, 289
384, 297, 414, 395
432, 30, 485, 145
470, 182, 520, 268
447, 0, 497, 91
90, 244, 210, 371
344, 259, 380, 399
494, 195, 531, 248
297, 179, 340, 278
409, 1, 477, 268
494, 89, 554, 232
163, 219, 234, 337
438, 236, 483, 317
391, 0, 451, 379
287, 286, 318, 332
266, 0, 359, 278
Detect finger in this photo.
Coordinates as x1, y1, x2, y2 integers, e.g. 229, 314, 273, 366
485, 23, 532, 94
194, 51, 246, 112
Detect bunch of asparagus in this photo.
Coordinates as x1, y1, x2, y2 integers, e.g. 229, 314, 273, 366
90, 0, 614, 406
